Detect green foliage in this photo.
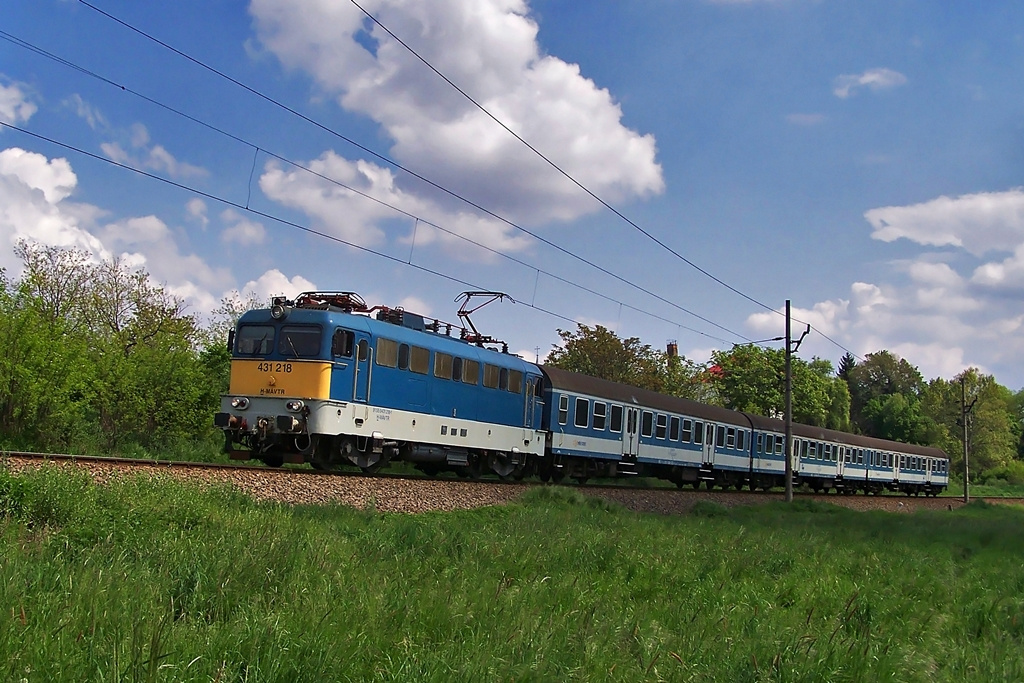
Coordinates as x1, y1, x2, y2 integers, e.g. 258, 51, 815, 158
4, 468, 1024, 681
845, 350, 925, 434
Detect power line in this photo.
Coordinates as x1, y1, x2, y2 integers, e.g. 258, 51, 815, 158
0, 23, 746, 344
71, 1, 758, 343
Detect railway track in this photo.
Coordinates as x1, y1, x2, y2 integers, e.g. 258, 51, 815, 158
2, 451, 1013, 515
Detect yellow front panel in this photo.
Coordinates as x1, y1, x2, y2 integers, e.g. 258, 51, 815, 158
229, 360, 332, 399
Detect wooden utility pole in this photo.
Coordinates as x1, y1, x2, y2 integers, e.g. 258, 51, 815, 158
785, 301, 793, 502
960, 375, 976, 504
784, 300, 810, 503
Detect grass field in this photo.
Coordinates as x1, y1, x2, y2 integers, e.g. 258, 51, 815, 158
2, 465, 1023, 682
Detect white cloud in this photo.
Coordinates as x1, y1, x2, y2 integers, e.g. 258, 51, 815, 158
65, 94, 107, 130
101, 123, 208, 180
250, 0, 663, 233
258, 151, 531, 257
220, 208, 267, 245
833, 68, 907, 98
187, 198, 209, 228
241, 269, 317, 301
0, 79, 37, 126
865, 189, 1024, 257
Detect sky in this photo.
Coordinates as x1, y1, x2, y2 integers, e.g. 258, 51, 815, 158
3, 0, 1024, 388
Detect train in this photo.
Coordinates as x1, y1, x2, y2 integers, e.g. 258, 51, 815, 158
214, 291, 949, 496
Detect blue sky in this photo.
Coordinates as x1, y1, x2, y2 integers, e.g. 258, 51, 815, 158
3, 0, 1024, 388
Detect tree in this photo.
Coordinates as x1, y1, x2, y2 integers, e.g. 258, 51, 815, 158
545, 324, 668, 392
846, 350, 925, 435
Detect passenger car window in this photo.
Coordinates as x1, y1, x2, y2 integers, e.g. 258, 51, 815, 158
574, 397, 589, 428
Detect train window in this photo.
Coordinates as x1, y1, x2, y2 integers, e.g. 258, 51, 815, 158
641, 411, 654, 438
693, 421, 703, 445
357, 339, 369, 362
574, 397, 589, 428
682, 419, 693, 443
558, 395, 568, 425
717, 425, 726, 449
452, 357, 464, 382
410, 346, 429, 374
656, 414, 667, 439
610, 405, 623, 433
726, 428, 735, 448
533, 377, 543, 396
509, 370, 523, 394
857, 449, 864, 465
843, 447, 850, 464
808, 442, 817, 459
331, 329, 354, 358
499, 368, 510, 391
463, 359, 480, 385
278, 326, 322, 358
593, 402, 607, 430
375, 338, 399, 368
434, 352, 454, 380
670, 416, 680, 441
398, 344, 410, 370
757, 433, 765, 453
776, 436, 784, 456
707, 423, 715, 446
763, 434, 773, 454
483, 364, 500, 389
236, 324, 275, 355
737, 430, 746, 451
899, 455, 906, 469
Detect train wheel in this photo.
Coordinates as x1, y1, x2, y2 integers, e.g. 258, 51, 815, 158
691, 481, 701, 490
262, 453, 284, 468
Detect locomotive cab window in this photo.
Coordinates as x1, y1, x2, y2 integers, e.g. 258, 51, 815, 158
278, 326, 322, 358
574, 397, 589, 428
237, 325, 275, 355
332, 329, 355, 358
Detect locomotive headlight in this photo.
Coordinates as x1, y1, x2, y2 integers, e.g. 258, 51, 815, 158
286, 400, 305, 412
230, 397, 250, 410
270, 296, 291, 320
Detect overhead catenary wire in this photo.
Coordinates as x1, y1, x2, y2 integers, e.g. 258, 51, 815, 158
68, 2, 766, 346
0, 26, 744, 346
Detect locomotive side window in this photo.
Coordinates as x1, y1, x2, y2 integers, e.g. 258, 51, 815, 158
682, 419, 693, 443
434, 352, 454, 379
656, 414, 667, 439
463, 359, 480, 384
499, 368, 509, 391
509, 370, 523, 394
376, 338, 399, 368
574, 397, 588, 428
278, 326, 322, 358
533, 377, 543, 396
558, 395, 569, 425
357, 339, 369, 362
410, 346, 430, 374
483, 364, 500, 389
452, 357, 464, 382
641, 411, 654, 438
237, 325, 275, 355
397, 343, 410, 370
670, 416, 680, 441
693, 421, 703, 445
332, 329, 355, 358
593, 402, 607, 430
610, 405, 623, 433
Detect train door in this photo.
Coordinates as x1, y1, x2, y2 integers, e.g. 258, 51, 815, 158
524, 376, 542, 427
352, 335, 372, 402
703, 422, 716, 464
623, 407, 640, 457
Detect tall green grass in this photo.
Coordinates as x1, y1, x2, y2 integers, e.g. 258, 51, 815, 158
2, 466, 1023, 681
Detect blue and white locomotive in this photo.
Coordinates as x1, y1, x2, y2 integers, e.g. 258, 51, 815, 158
215, 291, 949, 496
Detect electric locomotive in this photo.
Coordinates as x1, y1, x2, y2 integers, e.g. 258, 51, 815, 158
215, 291, 546, 477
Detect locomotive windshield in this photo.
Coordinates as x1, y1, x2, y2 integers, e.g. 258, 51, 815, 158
278, 325, 323, 358
235, 325, 274, 355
